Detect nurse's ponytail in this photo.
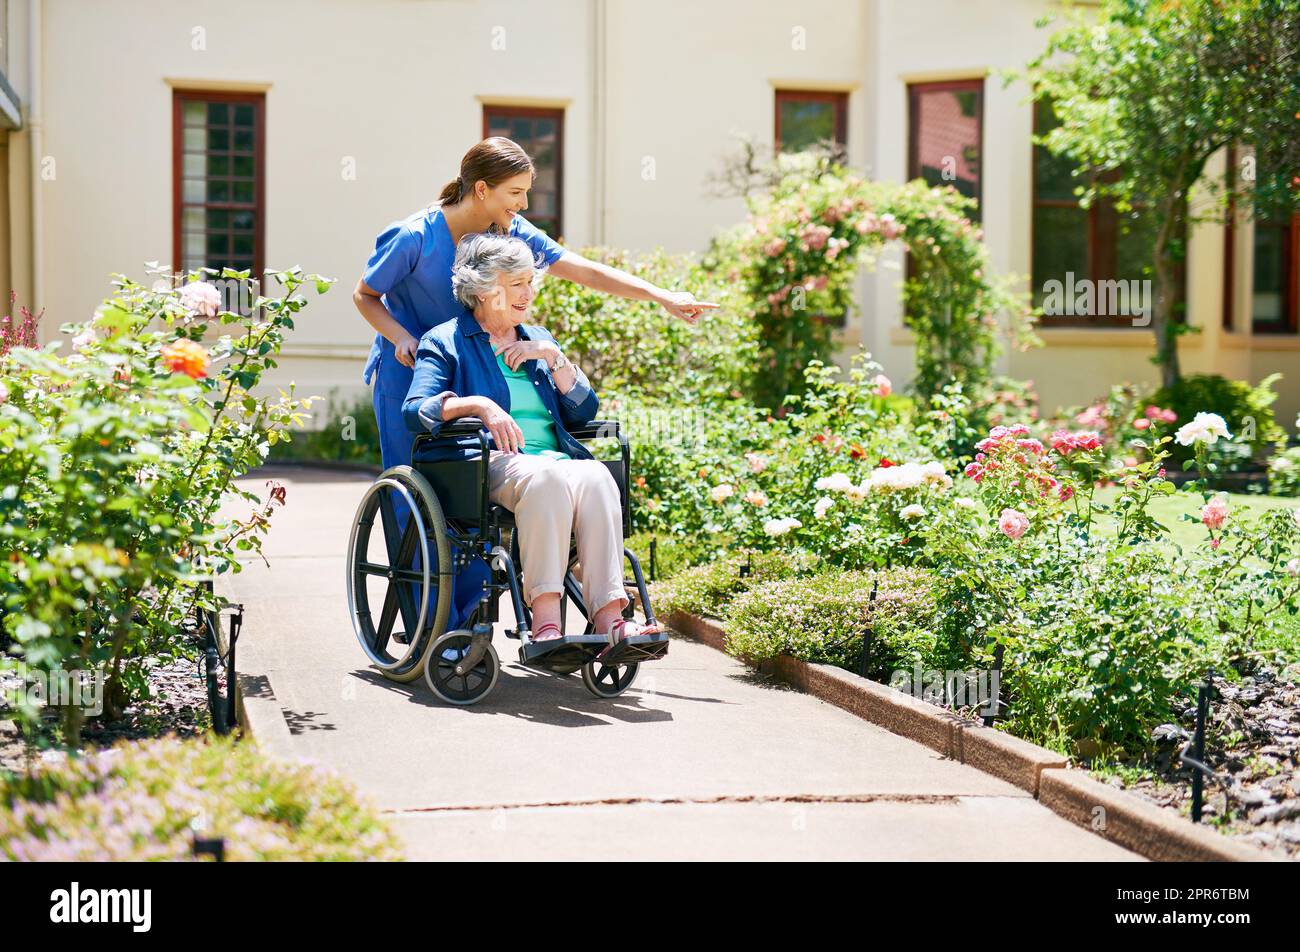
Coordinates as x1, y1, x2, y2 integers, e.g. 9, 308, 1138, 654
437, 137, 535, 208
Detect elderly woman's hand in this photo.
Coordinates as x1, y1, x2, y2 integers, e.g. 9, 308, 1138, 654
472, 396, 525, 454
494, 339, 559, 372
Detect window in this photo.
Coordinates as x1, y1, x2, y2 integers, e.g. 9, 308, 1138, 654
1251, 215, 1298, 333
908, 79, 983, 221
1224, 147, 1299, 334
483, 106, 564, 239
1031, 99, 1158, 325
774, 90, 847, 154
172, 91, 264, 279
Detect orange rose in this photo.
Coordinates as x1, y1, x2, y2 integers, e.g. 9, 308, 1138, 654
160, 339, 210, 379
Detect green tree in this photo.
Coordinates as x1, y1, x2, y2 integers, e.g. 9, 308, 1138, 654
1022, 0, 1300, 388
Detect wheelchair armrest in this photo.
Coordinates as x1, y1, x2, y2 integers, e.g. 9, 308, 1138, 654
567, 419, 621, 441
430, 417, 491, 439
411, 419, 496, 462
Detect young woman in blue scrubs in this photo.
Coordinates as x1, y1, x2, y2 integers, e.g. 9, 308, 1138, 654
353, 137, 714, 634
354, 136, 716, 471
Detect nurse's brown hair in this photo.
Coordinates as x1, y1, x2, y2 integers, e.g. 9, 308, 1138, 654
439, 137, 535, 207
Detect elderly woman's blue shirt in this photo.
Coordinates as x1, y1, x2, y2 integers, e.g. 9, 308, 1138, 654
401, 311, 599, 461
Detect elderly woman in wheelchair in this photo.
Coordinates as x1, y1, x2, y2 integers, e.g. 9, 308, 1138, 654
345, 232, 667, 705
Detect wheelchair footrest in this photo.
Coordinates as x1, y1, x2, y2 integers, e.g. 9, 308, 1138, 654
519, 634, 608, 675
596, 631, 670, 666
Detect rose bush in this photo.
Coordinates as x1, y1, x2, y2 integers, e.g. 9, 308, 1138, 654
0, 267, 330, 744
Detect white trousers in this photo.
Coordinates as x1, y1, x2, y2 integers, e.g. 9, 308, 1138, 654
487, 451, 628, 615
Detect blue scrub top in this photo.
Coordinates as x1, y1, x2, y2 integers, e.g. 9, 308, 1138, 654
362, 207, 565, 398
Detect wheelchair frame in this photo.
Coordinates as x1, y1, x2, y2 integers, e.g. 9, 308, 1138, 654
346, 416, 662, 705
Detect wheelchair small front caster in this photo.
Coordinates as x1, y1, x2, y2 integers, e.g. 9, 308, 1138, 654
425, 629, 499, 705
581, 660, 638, 698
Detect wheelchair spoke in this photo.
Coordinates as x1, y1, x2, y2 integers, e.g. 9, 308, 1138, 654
375, 583, 399, 649
387, 497, 424, 637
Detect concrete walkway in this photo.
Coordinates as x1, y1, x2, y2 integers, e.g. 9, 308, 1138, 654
219, 466, 1139, 861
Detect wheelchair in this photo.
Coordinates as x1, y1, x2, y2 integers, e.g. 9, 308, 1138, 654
345, 418, 666, 705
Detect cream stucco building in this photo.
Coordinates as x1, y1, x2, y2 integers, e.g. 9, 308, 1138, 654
2, 0, 1297, 423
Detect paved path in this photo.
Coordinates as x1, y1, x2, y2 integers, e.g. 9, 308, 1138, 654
220, 467, 1139, 861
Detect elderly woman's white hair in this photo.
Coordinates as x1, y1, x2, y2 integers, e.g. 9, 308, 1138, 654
450, 233, 543, 310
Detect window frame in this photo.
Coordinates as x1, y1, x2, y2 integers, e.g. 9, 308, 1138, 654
171, 89, 266, 281
774, 89, 847, 153
906, 78, 984, 219
482, 104, 565, 240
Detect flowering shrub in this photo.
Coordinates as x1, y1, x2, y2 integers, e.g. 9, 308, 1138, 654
649, 550, 822, 620
0, 736, 399, 860
710, 152, 1036, 408
680, 397, 1300, 757
531, 246, 758, 405
1267, 418, 1300, 496
1152, 372, 1285, 471
0, 267, 330, 744
923, 422, 1300, 755
723, 568, 958, 675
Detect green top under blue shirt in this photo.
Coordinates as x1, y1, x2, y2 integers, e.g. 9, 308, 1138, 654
495, 352, 571, 460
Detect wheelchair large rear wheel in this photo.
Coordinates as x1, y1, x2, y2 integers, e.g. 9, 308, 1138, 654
346, 465, 452, 683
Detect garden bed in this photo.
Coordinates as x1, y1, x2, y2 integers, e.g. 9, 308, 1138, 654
1096, 668, 1300, 858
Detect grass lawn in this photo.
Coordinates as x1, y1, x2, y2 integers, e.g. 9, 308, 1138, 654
1092, 485, 1296, 552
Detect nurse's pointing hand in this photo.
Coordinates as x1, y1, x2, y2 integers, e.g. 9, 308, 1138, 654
656, 290, 719, 325
394, 334, 419, 369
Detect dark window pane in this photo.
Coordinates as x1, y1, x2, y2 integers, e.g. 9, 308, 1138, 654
207, 102, 229, 125
232, 180, 254, 203
232, 155, 254, 178
1115, 210, 1157, 283
486, 108, 563, 238
1033, 205, 1089, 308
234, 103, 254, 127
208, 179, 229, 202
207, 154, 230, 177
233, 234, 255, 256
234, 129, 254, 152
207, 127, 229, 151
779, 99, 835, 153
207, 209, 230, 231
207, 232, 228, 256
231, 211, 255, 231
1253, 223, 1286, 326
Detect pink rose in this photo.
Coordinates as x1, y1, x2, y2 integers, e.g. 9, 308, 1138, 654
1201, 494, 1229, 530
872, 374, 892, 397
1133, 418, 1150, 430
998, 508, 1029, 540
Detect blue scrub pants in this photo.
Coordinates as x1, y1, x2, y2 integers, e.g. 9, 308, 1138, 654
372, 386, 489, 632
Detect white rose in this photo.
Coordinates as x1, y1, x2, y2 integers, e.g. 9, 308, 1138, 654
900, 504, 925, 520
814, 473, 855, 493
814, 496, 834, 520
709, 483, 735, 504
954, 497, 977, 510
1174, 412, 1232, 447
763, 517, 802, 538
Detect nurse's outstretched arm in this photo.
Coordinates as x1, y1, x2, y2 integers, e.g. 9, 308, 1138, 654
547, 251, 719, 326
354, 278, 419, 368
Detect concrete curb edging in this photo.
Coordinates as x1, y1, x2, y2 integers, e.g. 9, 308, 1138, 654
234, 670, 295, 758
665, 608, 1274, 863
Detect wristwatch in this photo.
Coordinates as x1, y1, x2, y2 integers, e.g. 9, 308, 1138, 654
549, 351, 571, 372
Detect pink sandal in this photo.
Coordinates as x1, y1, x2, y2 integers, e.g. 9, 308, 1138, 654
531, 621, 564, 643
597, 618, 670, 664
